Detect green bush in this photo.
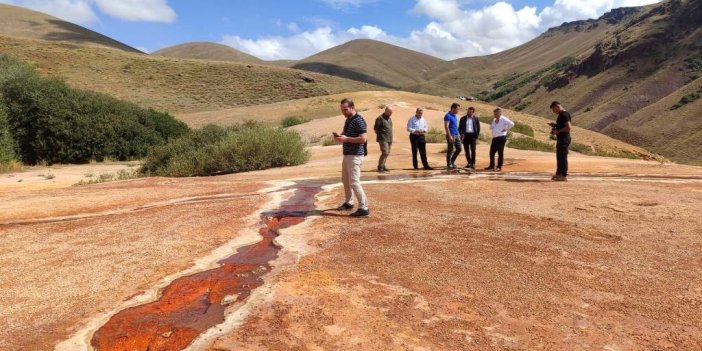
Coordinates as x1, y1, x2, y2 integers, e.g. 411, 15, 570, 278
570, 142, 595, 155
514, 101, 531, 111
0, 54, 188, 164
281, 116, 306, 128
670, 91, 701, 110
593, 146, 638, 159
321, 135, 340, 146
425, 127, 445, 143
508, 135, 555, 152
141, 123, 310, 177
685, 56, 702, 72
511, 121, 534, 137
478, 117, 534, 137
0, 103, 16, 164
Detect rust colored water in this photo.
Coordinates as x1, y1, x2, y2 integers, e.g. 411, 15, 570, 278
91, 184, 320, 351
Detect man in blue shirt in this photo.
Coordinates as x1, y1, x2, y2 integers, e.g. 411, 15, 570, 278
444, 103, 462, 169
334, 98, 369, 217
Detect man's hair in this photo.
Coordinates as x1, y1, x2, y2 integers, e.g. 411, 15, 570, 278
340, 98, 355, 108
550, 101, 561, 108
468, 106, 475, 111
450, 103, 460, 110
416, 107, 424, 113
493, 107, 502, 113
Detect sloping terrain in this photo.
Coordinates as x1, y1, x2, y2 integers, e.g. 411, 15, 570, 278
0, 3, 140, 53
152, 42, 263, 63
178, 91, 657, 162
0, 35, 381, 113
418, 0, 701, 163
1, 124, 701, 350
293, 39, 445, 89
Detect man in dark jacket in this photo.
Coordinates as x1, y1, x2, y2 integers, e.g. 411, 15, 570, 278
373, 106, 393, 173
549, 101, 572, 181
458, 106, 481, 170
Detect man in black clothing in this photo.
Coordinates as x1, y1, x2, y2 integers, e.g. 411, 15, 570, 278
549, 101, 572, 181
458, 106, 481, 170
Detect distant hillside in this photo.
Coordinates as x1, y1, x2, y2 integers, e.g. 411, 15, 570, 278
293, 39, 445, 89
417, 0, 701, 163
152, 42, 263, 63
0, 35, 382, 114
0, 3, 140, 53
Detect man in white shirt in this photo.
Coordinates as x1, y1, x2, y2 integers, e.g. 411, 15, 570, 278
406, 107, 433, 170
484, 108, 514, 172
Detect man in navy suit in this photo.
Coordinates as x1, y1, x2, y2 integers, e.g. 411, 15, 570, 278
459, 106, 481, 170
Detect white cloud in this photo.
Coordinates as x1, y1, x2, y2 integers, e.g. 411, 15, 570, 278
319, 0, 377, 10
93, 0, 176, 23
226, 0, 663, 60
287, 22, 300, 33
0, 0, 98, 24
0, 0, 176, 24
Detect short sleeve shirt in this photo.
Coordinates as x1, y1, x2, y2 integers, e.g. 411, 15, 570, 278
342, 114, 367, 155
444, 112, 459, 136
556, 111, 571, 134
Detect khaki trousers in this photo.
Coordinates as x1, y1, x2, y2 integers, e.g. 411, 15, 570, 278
342, 155, 368, 210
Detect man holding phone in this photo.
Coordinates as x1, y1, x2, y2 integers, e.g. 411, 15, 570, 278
334, 98, 370, 217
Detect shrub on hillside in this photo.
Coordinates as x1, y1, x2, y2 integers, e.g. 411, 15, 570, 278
281, 116, 307, 128
141, 123, 310, 177
508, 135, 555, 152
511, 121, 534, 137
0, 54, 189, 164
0, 103, 16, 164
425, 127, 445, 143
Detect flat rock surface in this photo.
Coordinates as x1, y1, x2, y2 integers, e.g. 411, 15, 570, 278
1, 103, 701, 350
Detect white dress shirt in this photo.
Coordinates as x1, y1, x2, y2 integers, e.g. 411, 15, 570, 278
465, 116, 475, 133
407, 115, 428, 134
490, 116, 515, 138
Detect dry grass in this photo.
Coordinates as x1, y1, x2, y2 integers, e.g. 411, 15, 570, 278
0, 35, 382, 114
294, 39, 445, 89
152, 42, 262, 64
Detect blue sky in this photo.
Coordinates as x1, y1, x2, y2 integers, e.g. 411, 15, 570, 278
1, 0, 662, 60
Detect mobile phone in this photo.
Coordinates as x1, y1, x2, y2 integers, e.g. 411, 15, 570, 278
332, 132, 340, 137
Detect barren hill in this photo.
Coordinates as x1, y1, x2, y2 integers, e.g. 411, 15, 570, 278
0, 3, 140, 53
417, 0, 701, 163
293, 39, 445, 89
152, 42, 263, 63
0, 35, 381, 114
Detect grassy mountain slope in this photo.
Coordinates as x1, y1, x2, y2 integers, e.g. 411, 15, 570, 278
292, 39, 445, 89
0, 3, 140, 53
0, 35, 382, 114
152, 42, 263, 63
488, 0, 701, 163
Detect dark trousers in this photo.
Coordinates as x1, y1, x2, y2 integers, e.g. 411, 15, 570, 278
462, 134, 477, 166
488, 136, 507, 168
410, 134, 430, 169
556, 134, 571, 176
446, 134, 462, 166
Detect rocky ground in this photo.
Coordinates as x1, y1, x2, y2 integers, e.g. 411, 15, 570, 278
1, 105, 701, 350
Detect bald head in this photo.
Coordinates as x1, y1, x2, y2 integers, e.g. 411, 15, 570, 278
383, 105, 393, 117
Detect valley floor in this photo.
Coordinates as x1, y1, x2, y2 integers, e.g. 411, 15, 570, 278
1, 130, 701, 350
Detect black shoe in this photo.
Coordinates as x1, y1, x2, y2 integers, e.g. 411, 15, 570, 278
336, 202, 353, 211
447, 164, 455, 170
382, 167, 390, 172
495, 167, 502, 172
423, 166, 434, 170
350, 208, 370, 217
464, 164, 471, 169
484, 166, 494, 171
